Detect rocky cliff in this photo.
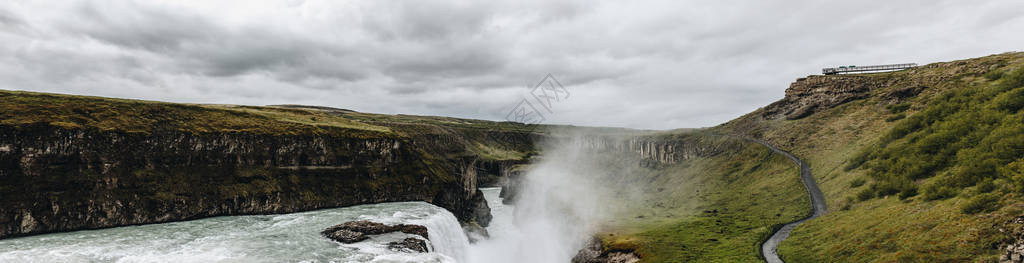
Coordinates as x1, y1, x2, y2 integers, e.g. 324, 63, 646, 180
547, 133, 735, 164
0, 91, 538, 239
500, 131, 738, 206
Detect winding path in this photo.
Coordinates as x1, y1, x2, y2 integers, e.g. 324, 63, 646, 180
741, 137, 827, 263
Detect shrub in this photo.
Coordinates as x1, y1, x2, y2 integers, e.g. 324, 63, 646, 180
961, 193, 1001, 214
888, 103, 911, 114
923, 183, 957, 200
997, 67, 1024, 91
856, 188, 875, 201
984, 70, 1004, 81
849, 65, 1024, 202
1003, 159, 1024, 192
885, 114, 906, 122
874, 182, 902, 197
849, 178, 866, 188
898, 186, 918, 200
976, 180, 996, 193
992, 87, 1024, 112
844, 150, 873, 171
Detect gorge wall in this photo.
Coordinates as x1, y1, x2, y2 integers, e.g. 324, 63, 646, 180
0, 94, 540, 239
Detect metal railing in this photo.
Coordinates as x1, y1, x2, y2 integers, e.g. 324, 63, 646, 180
822, 63, 917, 75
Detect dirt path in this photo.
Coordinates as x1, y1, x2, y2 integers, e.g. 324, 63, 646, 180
741, 137, 827, 263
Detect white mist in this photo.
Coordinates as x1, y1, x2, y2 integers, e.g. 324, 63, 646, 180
468, 132, 642, 263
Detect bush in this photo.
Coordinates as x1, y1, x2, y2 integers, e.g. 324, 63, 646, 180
850, 64, 1024, 202
888, 103, 911, 114
849, 178, 866, 188
856, 188, 875, 201
1003, 160, 1024, 192
898, 186, 918, 200
885, 114, 906, 122
997, 67, 1024, 91
976, 180, 996, 193
923, 183, 957, 200
984, 70, 1004, 81
992, 87, 1024, 112
874, 182, 902, 197
961, 193, 1001, 214
844, 150, 873, 171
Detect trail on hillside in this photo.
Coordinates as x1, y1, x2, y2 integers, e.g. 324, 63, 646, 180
740, 137, 827, 263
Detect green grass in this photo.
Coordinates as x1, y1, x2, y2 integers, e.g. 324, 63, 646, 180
0, 90, 391, 137
0, 89, 543, 162
847, 66, 1024, 202
717, 52, 1024, 262
598, 138, 808, 262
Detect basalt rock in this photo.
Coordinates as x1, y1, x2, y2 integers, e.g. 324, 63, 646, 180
763, 75, 885, 120
476, 159, 530, 187
998, 216, 1024, 263
0, 121, 527, 239
572, 237, 640, 263
321, 220, 429, 243
388, 237, 430, 253
323, 229, 368, 243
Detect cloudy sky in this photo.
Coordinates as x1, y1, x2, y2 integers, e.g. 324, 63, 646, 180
1, 0, 1022, 129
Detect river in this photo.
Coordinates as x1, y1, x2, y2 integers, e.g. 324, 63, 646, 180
0, 192, 506, 263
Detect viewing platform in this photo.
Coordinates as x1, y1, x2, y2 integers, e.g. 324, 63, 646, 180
822, 63, 917, 75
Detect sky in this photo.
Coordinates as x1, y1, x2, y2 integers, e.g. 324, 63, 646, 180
1, 0, 1022, 129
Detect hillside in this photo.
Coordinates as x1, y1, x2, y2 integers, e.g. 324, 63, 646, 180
585, 52, 1024, 263
717, 52, 1024, 261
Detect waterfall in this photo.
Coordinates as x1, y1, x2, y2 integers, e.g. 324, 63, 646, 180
412, 208, 471, 262
466, 132, 651, 263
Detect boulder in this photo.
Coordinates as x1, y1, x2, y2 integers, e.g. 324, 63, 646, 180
388, 237, 430, 253
572, 237, 640, 263
321, 220, 429, 244
322, 228, 368, 243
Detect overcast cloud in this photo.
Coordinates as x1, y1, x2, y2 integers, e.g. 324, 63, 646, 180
1, 0, 1022, 129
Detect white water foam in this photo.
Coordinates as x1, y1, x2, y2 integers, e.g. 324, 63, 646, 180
0, 202, 466, 263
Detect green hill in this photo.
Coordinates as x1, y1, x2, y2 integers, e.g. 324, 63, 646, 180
595, 52, 1024, 262
719, 52, 1024, 262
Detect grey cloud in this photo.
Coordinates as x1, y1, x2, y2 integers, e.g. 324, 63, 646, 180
1, 0, 1023, 129
68, 2, 216, 52
0, 7, 22, 27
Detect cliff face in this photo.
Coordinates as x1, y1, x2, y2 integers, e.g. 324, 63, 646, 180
762, 75, 887, 120
0, 123, 505, 238
546, 133, 735, 164
0, 91, 539, 239
499, 132, 739, 204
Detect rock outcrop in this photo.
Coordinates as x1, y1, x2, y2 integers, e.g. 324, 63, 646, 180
0, 117, 533, 239
999, 216, 1024, 263
572, 237, 640, 263
762, 75, 887, 120
761, 55, 1008, 121
321, 220, 429, 243
388, 237, 430, 253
